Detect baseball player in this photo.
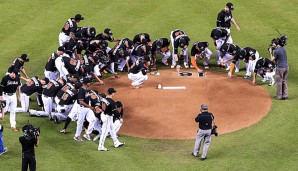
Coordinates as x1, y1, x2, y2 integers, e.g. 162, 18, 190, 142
131, 39, 152, 64
0, 124, 8, 155
170, 29, 190, 68
98, 88, 125, 151
216, 2, 240, 43
219, 42, 241, 74
235, 47, 260, 79
113, 101, 124, 136
29, 78, 66, 117
0, 70, 21, 131
44, 46, 65, 81
210, 27, 232, 67
74, 78, 96, 141
7, 54, 30, 81
59, 14, 84, 46
190, 42, 213, 72
80, 53, 105, 84
133, 33, 152, 46
128, 55, 150, 89
52, 83, 80, 124
15, 77, 49, 113
252, 57, 276, 86
151, 38, 171, 67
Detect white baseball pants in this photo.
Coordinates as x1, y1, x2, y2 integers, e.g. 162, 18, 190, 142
3, 93, 17, 128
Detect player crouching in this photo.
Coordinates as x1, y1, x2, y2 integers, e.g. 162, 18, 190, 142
128, 55, 150, 89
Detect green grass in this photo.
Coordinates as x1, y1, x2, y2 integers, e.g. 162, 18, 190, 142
1, 0, 298, 170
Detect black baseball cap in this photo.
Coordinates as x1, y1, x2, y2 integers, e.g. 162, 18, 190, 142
238, 49, 247, 60
91, 90, 98, 95
88, 27, 96, 37
83, 78, 91, 84
107, 88, 116, 94
58, 46, 65, 52
104, 28, 113, 35
11, 69, 19, 75
44, 77, 50, 84
74, 14, 84, 21
201, 104, 208, 110
99, 92, 106, 98
20, 54, 29, 62
212, 29, 221, 39
156, 42, 162, 51
226, 2, 234, 10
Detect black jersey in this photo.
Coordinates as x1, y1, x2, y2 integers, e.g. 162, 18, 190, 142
173, 35, 190, 55
132, 44, 151, 57
95, 33, 114, 42
210, 27, 230, 40
19, 136, 37, 154
75, 27, 95, 42
63, 37, 78, 56
20, 77, 43, 96
101, 97, 119, 117
112, 38, 134, 55
81, 54, 95, 76
195, 112, 214, 130
217, 10, 233, 28
56, 82, 75, 99
233, 47, 257, 63
220, 43, 240, 56
254, 58, 276, 73
191, 42, 209, 56
77, 87, 90, 105
45, 52, 60, 72
59, 89, 77, 105
129, 59, 147, 75
90, 96, 100, 107
43, 80, 62, 97
151, 38, 170, 52
111, 48, 129, 62
8, 58, 24, 73
0, 75, 21, 95
61, 18, 78, 36
63, 57, 81, 76
133, 33, 151, 45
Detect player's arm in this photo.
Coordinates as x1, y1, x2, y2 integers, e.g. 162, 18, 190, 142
79, 99, 94, 110
231, 18, 240, 31
269, 48, 276, 61
20, 67, 29, 79
216, 13, 222, 27
17, 85, 21, 102
92, 72, 105, 85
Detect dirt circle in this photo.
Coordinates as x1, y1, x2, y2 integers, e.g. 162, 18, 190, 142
91, 69, 272, 139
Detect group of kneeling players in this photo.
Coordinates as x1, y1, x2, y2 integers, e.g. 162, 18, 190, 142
0, 13, 277, 151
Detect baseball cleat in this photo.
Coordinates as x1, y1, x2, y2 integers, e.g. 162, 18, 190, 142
261, 78, 268, 83
184, 62, 189, 68
204, 65, 209, 69
98, 147, 109, 151
191, 152, 198, 157
269, 79, 275, 86
162, 61, 169, 66
243, 75, 251, 79
73, 136, 84, 142
60, 129, 66, 134
115, 142, 125, 148
225, 66, 230, 71
0, 147, 8, 155
83, 134, 91, 141
170, 64, 176, 68
235, 67, 240, 73
201, 157, 207, 161
93, 134, 101, 141
53, 115, 59, 124
11, 127, 19, 132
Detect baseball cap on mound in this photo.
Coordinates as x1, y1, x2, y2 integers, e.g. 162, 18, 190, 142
21, 54, 29, 62
201, 104, 208, 110
226, 2, 234, 10
74, 14, 84, 21
58, 46, 65, 52
107, 88, 116, 94
104, 28, 113, 35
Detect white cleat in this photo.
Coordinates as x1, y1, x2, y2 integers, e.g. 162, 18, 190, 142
184, 62, 189, 68
115, 142, 125, 148
98, 147, 109, 151
93, 134, 101, 141
235, 67, 240, 73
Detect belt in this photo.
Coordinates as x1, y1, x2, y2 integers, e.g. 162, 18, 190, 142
42, 94, 53, 98
4, 92, 15, 96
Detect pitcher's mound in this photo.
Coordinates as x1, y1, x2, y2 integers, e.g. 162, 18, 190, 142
91, 69, 271, 139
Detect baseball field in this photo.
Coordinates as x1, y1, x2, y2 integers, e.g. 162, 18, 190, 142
0, 0, 298, 170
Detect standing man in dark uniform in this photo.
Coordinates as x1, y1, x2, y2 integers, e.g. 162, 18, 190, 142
98, 88, 125, 151
192, 104, 214, 160
216, 2, 240, 43
19, 125, 39, 171
270, 37, 288, 100
0, 70, 21, 131
8, 54, 30, 81
59, 14, 84, 46
44, 46, 65, 80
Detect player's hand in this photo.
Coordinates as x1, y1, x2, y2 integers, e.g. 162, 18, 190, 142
228, 72, 232, 78
174, 54, 178, 61
197, 69, 203, 73
236, 26, 240, 31
120, 118, 123, 123
252, 79, 256, 85
99, 80, 105, 85
90, 106, 95, 111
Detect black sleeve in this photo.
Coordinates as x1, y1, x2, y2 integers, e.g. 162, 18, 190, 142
185, 36, 190, 45
191, 45, 197, 56
217, 12, 222, 27
77, 88, 85, 101
173, 40, 179, 55
0, 77, 7, 96
254, 60, 262, 73
195, 114, 200, 122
